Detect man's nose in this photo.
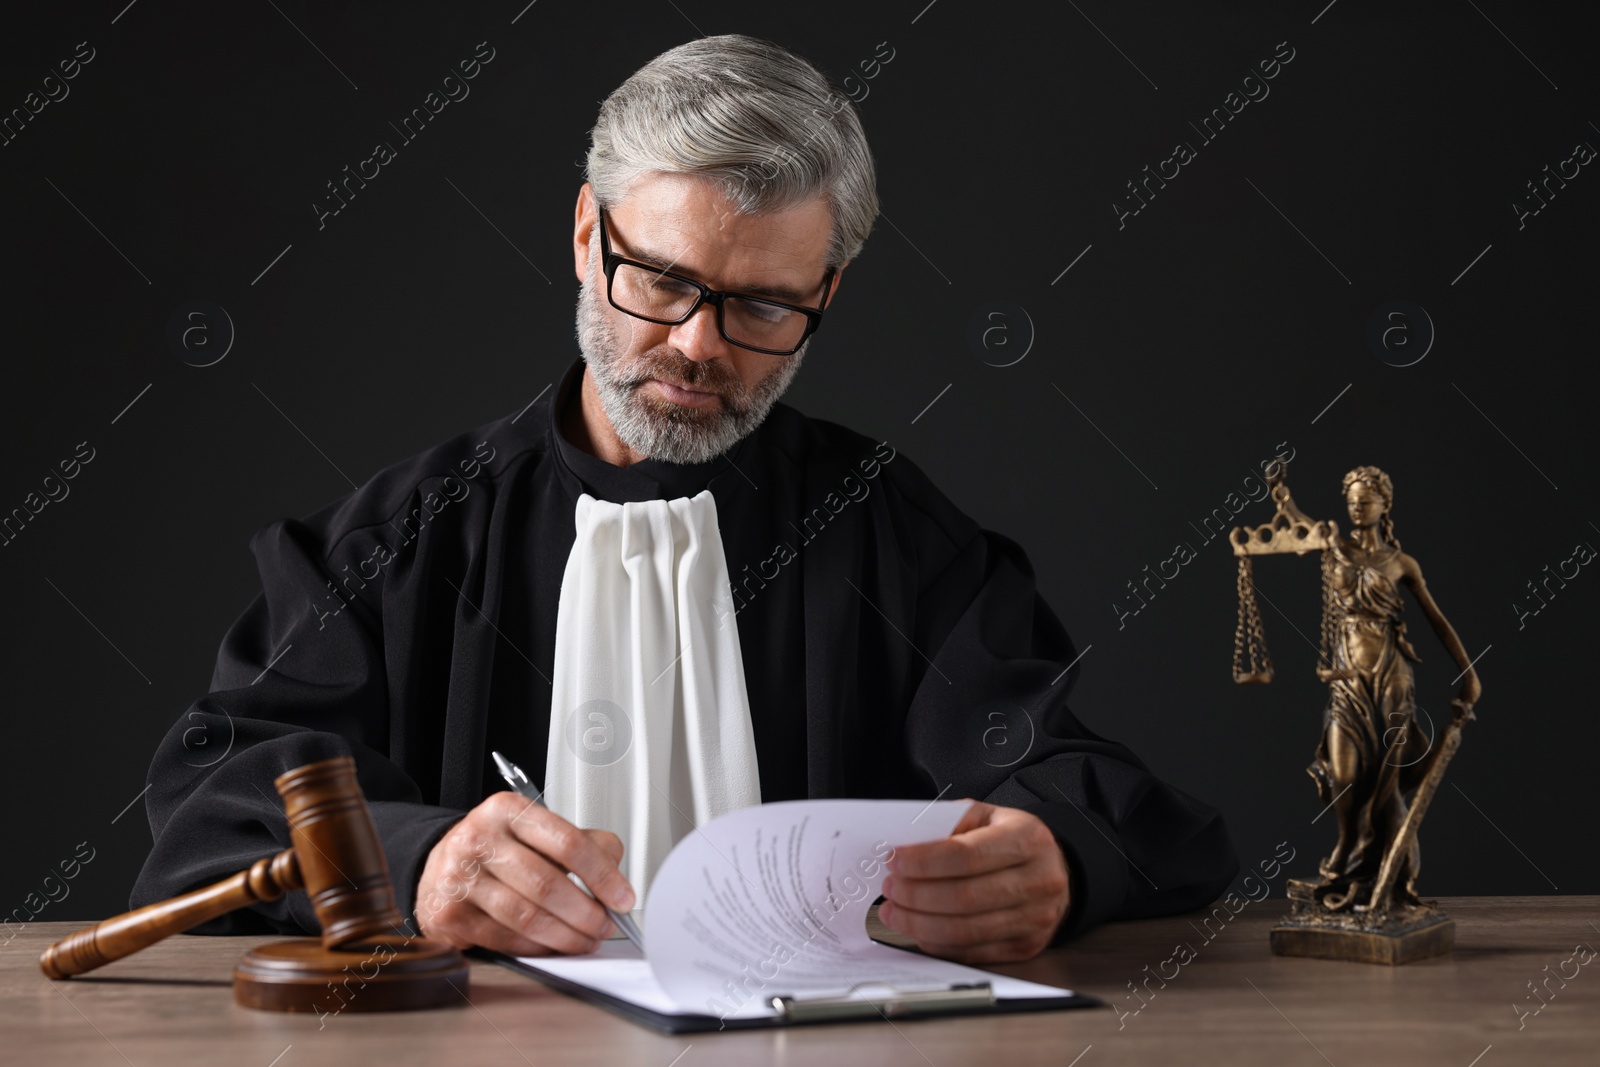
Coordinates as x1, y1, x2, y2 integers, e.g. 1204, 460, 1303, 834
668, 302, 733, 362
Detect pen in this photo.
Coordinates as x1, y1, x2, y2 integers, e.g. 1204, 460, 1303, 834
490, 750, 646, 953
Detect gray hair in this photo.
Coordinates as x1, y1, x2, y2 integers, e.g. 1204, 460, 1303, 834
584, 34, 878, 271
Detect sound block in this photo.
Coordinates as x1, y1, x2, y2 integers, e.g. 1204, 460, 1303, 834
233, 935, 469, 1014
1270, 909, 1455, 965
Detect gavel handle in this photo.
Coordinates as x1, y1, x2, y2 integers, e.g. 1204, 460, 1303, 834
39, 848, 302, 979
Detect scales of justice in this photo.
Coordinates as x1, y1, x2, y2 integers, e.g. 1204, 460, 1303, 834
1229, 461, 1483, 964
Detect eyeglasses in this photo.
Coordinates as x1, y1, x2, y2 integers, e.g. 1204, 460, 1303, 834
597, 207, 834, 356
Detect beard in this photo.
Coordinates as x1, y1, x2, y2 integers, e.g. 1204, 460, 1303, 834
574, 246, 808, 466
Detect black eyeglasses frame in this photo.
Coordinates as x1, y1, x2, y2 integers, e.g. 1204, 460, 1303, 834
596, 207, 835, 357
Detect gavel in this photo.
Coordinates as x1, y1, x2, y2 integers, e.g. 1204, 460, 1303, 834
40, 756, 468, 1013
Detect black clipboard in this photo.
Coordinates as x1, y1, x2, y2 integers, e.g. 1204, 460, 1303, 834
478, 946, 1100, 1033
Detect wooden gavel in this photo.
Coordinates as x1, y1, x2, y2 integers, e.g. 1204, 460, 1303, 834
40, 756, 468, 1012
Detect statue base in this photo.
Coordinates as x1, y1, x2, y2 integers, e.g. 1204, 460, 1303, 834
1269, 879, 1454, 965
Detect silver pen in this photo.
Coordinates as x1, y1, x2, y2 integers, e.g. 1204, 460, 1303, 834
490, 750, 646, 953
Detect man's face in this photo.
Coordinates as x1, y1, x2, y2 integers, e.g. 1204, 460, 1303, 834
572, 173, 842, 465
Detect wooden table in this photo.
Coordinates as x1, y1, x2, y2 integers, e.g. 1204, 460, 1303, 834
4, 897, 1596, 1066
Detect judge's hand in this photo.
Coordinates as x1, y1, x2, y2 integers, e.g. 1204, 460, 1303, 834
877, 800, 1071, 965
413, 791, 635, 956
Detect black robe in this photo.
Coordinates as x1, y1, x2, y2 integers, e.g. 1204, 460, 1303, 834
131, 357, 1238, 944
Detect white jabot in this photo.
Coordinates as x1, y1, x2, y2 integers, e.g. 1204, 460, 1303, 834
543, 488, 761, 909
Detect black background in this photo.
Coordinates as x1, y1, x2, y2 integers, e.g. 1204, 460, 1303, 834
2, 0, 1593, 925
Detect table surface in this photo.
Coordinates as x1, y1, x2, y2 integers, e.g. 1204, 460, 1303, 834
4, 897, 1596, 1066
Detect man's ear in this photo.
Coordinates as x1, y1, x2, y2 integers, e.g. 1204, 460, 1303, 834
823, 260, 849, 309
573, 183, 597, 285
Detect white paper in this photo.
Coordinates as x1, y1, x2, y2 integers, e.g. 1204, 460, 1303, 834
513, 798, 1075, 1021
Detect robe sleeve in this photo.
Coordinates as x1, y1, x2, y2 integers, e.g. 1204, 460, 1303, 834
901, 521, 1240, 946
128, 515, 468, 936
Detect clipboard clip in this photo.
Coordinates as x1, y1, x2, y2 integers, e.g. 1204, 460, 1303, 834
770, 982, 996, 1023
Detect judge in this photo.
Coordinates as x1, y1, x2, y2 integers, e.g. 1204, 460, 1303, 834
131, 34, 1237, 965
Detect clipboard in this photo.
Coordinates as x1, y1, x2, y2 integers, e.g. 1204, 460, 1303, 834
471, 799, 1102, 1032
479, 944, 1100, 1033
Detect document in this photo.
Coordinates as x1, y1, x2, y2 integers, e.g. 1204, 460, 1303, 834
512, 798, 1077, 1022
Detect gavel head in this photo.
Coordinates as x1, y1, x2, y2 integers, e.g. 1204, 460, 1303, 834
275, 756, 406, 948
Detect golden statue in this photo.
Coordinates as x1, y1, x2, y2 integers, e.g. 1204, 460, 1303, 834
1229, 462, 1482, 963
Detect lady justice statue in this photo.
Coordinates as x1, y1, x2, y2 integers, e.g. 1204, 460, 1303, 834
1229, 461, 1483, 963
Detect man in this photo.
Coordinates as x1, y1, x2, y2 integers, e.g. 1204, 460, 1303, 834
132, 34, 1237, 966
